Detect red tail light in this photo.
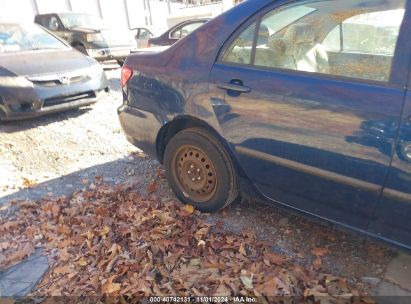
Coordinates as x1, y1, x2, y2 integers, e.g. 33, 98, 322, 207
121, 66, 133, 87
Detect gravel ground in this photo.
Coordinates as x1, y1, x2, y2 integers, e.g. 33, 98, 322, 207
0, 65, 395, 292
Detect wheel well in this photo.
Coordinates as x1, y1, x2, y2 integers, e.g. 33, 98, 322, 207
156, 116, 262, 202
156, 117, 224, 164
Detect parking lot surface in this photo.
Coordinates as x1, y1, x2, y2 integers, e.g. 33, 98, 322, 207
0, 66, 410, 297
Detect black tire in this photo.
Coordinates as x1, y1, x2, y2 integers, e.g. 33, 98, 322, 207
74, 44, 87, 55
164, 128, 239, 212
116, 59, 125, 67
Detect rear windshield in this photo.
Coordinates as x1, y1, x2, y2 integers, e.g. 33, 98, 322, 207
0, 23, 67, 53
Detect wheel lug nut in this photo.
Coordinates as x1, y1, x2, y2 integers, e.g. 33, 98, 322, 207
187, 171, 191, 174
197, 169, 200, 172
192, 178, 195, 181
198, 177, 201, 180
190, 165, 194, 168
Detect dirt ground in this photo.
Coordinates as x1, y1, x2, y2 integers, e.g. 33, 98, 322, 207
0, 65, 396, 293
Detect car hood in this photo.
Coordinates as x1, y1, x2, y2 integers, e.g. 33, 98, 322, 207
0, 48, 92, 77
69, 26, 101, 33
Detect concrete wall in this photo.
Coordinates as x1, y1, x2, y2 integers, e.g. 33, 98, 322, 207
0, 0, 227, 29
0, 0, 38, 23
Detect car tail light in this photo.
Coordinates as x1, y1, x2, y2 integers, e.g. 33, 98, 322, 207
121, 66, 133, 87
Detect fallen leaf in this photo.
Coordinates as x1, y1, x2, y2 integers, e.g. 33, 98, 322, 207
189, 258, 201, 266
102, 275, 121, 295
214, 284, 231, 296
0, 242, 11, 251
22, 177, 37, 187
338, 277, 348, 290
239, 243, 247, 256
311, 247, 330, 257
78, 257, 88, 267
264, 251, 286, 265
313, 257, 322, 269
59, 247, 70, 262
0, 182, 368, 300
259, 278, 279, 296
54, 266, 72, 275
240, 275, 253, 290
51, 205, 60, 218
147, 182, 157, 193
98, 226, 110, 237
198, 240, 206, 247
184, 204, 195, 214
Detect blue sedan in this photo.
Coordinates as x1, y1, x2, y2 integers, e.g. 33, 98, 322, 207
118, 0, 411, 251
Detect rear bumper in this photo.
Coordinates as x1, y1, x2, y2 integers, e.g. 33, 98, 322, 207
117, 104, 162, 159
87, 46, 134, 61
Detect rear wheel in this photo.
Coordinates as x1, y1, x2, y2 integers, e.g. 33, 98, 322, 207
164, 128, 239, 212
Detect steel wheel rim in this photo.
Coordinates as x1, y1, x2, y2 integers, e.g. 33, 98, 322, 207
172, 145, 218, 203
404, 144, 411, 160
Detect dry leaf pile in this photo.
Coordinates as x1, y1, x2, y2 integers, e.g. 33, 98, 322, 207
0, 182, 373, 303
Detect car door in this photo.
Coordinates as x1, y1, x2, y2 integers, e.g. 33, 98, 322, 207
369, 39, 411, 249
208, 0, 409, 230
137, 28, 152, 48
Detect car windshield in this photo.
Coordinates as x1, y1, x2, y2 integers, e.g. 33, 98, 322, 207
0, 23, 67, 53
59, 13, 105, 30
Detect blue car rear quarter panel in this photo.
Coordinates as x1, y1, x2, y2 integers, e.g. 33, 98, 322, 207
120, 0, 271, 157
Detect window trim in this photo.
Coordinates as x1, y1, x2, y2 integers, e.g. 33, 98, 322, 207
217, 59, 403, 89
219, 18, 259, 68
170, 27, 181, 39
250, 16, 262, 66
216, 0, 408, 87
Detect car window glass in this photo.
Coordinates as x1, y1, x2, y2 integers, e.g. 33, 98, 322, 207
170, 28, 181, 39
323, 9, 405, 56
36, 16, 49, 28
261, 6, 316, 36
180, 22, 204, 38
251, 0, 405, 82
140, 29, 151, 39
0, 24, 67, 53
48, 16, 60, 31
221, 22, 256, 65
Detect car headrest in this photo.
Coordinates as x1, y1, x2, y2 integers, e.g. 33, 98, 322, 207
267, 37, 287, 54
283, 23, 315, 44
